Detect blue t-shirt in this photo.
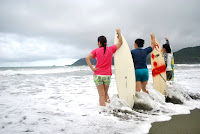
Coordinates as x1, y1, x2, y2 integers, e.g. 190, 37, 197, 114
131, 46, 152, 69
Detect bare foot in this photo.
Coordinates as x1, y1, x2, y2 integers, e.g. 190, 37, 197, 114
106, 99, 110, 103
142, 89, 149, 94
105, 95, 110, 103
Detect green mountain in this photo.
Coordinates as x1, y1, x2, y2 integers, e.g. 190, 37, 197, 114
71, 46, 200, 66
71, 58, 97, 66
71, 57, 114, 66
173, 46, 200, 64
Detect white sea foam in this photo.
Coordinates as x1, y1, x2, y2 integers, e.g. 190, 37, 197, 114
176, 64, 200, 67
0, 66, 90, 75
0, 65, 200, 134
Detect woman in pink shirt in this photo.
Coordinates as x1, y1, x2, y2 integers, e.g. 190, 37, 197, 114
86, 29, 123, 106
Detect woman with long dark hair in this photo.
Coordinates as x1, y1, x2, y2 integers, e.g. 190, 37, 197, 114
162, 38, 173, 81
86, 29, 122, 106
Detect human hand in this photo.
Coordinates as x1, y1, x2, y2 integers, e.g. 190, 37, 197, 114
150, 33, 155, 40
116, 29, 121, 34
92, 67, 99, 72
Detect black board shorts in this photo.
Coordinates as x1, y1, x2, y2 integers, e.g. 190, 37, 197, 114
166, 71, 173, 80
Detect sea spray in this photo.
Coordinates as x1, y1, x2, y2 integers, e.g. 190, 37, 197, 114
0, 65, 200, 134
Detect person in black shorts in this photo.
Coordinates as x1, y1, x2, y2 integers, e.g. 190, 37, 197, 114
162, 38, 173, 81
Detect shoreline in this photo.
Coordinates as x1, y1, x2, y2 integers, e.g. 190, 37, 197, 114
149, 109, 200, 134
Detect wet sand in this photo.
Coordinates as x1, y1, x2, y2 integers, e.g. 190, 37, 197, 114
149, 109, 200, 134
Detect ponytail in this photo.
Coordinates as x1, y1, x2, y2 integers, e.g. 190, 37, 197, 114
104, 43, 107, 54
98, 36, 107, 54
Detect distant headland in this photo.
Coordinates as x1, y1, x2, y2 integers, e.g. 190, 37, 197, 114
70, 46, 200, 66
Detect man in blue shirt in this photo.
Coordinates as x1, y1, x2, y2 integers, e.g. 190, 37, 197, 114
131, 33, 155, 93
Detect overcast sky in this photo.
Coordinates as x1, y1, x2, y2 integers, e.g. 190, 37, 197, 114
0, 0, 200, 66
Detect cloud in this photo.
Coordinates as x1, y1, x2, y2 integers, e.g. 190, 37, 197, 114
0, 33, 77, 62
0, 0, 200, 66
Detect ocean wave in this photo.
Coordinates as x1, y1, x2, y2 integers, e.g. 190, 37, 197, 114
0, 66, 90, 75
0, 65, 200, 134
176, 64, 200, 67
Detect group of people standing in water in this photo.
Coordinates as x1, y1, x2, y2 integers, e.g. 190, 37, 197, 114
86, 29, 172, 106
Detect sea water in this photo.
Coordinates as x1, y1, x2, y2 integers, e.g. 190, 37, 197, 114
0, 65, 200, 134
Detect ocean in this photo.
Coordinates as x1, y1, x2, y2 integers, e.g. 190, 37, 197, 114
0, 65, 200, 134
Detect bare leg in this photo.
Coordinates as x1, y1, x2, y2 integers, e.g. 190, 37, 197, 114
104, 84, 110, 103
141, 81, 149, 94
136, 81, 142, 92
96, 84, 106, 106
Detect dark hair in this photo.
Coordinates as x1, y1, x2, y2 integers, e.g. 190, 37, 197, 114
135, 38, 144, 47
163, 44, 171, 53
98, 36, 107, 54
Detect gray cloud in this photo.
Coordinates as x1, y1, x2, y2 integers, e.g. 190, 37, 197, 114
0, 0, 200, 66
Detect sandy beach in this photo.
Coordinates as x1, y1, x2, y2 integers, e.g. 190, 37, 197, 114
149, 109, 200, 134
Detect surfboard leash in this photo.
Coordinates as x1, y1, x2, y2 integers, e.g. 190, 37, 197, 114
159, 74, 166, 82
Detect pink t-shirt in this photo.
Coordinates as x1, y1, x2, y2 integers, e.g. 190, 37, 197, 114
91, 45, 117, 75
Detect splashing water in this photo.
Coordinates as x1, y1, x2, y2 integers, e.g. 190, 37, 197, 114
0, 65, 200, 134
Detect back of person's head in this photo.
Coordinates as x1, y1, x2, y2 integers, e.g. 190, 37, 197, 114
98, 36, 107, 54
135, 39, 144, 47
163, 44, 171, 53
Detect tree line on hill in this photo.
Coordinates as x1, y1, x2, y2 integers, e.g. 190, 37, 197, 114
70, 46, 200, 66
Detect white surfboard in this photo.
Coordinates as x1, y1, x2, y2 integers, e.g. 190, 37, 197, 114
150, 37, 167, 95
114, 32, 136, 108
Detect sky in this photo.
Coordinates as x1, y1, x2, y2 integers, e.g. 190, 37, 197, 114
0, 0, 200, 67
